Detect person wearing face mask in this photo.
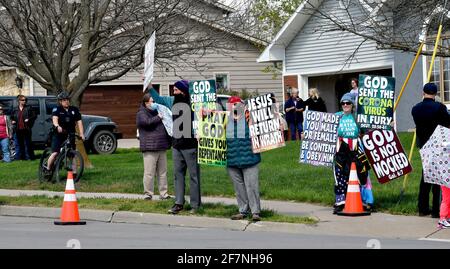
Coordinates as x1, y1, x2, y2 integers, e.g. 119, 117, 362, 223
136, 93, 172, 201
147, 80, 201, 214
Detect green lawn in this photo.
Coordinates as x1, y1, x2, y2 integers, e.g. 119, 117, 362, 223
0, 133, 423, 215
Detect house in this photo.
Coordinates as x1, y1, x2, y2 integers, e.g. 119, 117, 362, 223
257, 0, 450, 132
0, 1, 282, 138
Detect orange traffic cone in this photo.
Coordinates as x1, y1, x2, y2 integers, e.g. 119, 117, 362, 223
54, 171, 86, 225
337, 162, 371, 216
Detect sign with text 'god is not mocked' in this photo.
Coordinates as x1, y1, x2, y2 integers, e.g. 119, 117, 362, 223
247, 94, 285, 153
361, 130, 412, 184
300, 110, 339, 167
357, 75, 395, 131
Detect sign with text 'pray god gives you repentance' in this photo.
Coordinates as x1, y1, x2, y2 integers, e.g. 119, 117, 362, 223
357, 75, 395, 131
247, 94, 285, 153
361, 130, 412, 184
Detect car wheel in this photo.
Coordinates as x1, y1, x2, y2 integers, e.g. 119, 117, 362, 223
91, 130, 117, 154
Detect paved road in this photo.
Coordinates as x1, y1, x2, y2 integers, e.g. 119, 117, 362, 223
0, 216, 449, 249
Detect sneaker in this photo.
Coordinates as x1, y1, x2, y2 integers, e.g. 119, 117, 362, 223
438, 219, 450, 229
168, 204, 183, 214
144, 195, 152, 200
252, 214, 261, 222
189, 208, 198, 214
230, 213, 247, 220
333, 204, 344, 214
160, 195, 172, 200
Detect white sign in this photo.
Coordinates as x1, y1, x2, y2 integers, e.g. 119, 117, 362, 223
143, 31, 156, 92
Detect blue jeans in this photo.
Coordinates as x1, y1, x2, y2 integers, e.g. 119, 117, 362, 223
289, 122, 303, 141
1, 138, 11, 162
14, 130, 33, 160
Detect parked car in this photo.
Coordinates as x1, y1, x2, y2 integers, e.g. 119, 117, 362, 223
0, 96, 122, 157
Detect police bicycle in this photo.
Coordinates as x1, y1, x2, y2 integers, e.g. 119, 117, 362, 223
38, 132, 84, 183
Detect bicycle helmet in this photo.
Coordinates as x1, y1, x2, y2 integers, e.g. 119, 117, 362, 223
57, 91, 70, 100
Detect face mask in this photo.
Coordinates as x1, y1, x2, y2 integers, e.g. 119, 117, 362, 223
149, 103, 158, 110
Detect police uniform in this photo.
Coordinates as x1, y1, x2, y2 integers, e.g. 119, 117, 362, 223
51, 106, 82, 153
412, 84, 450, 217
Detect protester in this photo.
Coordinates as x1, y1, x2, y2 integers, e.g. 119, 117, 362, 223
46, 91, 85, 172
148, 81, 201, 214
136, 93, 172, 201
333, 93, 368, 214
0, 106, 13, 163
11, 95, 36, 160
439, 185, 450, 228
305, 88, 327, 112
226, 96, 262, 222
284, 88, 305, 141
346, 81, 375, 211
411, 83, 450, 218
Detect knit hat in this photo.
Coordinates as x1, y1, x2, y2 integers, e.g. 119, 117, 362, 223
423, 83, 438, 95
340, 92, 355, 104
174, 80, 189, 95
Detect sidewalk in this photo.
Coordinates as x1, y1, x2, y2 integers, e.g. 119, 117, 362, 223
0, 188, 449, 241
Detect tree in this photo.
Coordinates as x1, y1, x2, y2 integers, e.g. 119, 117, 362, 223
250, 0, 303, 40
0, 0, 259, 106
300, 0, 450, 57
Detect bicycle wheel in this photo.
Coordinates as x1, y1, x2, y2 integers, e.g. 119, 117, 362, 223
54, 150, 84, 183
38, 148, 53, 182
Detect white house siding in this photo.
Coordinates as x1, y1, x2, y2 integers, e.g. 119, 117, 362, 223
96, 38, 282, 100
285, 0, 394, 76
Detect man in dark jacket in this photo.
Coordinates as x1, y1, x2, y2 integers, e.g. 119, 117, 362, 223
137, 93, 172, 201
11, 95, 36, 160
148, 80, 201, 214
284, 88, 305, 141
412, 83, 450, 218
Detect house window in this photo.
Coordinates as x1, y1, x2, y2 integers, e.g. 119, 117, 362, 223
215, 73, 229, 92
427, 38, 450, 103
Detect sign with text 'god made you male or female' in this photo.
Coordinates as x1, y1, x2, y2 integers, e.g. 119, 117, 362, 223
247, 94, 285, 153
300, 110, 339, 167
357, 75, 395, 131
361, 130, 412, 184
198, 111, 227, 167
143, 31, 156, 92
189, 80, 217, 135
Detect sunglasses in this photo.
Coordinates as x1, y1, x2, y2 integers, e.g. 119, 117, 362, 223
19, 99, 26, 101
340, 101, 352, 106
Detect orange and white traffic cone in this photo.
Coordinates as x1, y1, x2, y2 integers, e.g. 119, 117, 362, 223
54, 171, 86, 225
337, 162, 371, 216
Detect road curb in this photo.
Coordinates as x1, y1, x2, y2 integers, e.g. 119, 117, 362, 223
0, 205, 314, 234
0, 206, 114, 223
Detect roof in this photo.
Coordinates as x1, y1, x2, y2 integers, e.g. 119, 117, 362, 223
257, 0, 323, 63
205, 0, 236, 13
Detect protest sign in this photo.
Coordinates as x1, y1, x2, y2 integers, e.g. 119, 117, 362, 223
247, 94, 285, 153
300, 110, 339, 167
356, 75, 395, 130
189, 80, 217, 135
361, 130, 412, 184
143, 31, 156, 92
154, 103, 173, 137
198, 111, 227, 166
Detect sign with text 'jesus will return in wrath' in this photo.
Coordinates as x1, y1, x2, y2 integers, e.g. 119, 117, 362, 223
361, 130, 412, 184
247, 94, 285, 153
357, 75, 395, 131
300, 110, 339, 167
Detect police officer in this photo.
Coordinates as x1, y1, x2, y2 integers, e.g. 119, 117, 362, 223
412, 83, 450, 218
46, 91, 85, 171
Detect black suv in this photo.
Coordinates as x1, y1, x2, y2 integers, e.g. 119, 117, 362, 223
0, 96, 122, 156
